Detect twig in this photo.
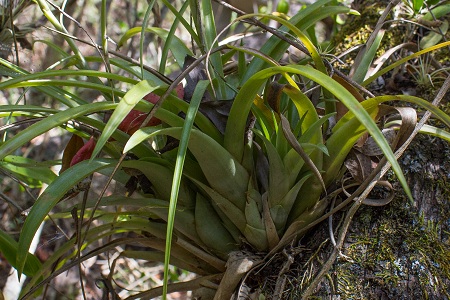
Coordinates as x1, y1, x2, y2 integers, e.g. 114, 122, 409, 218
273, 249, 295, 299
212, 0, 309, 54
40, 26, 172, 84
301, 73, 450, 298
0, 190, 23, 211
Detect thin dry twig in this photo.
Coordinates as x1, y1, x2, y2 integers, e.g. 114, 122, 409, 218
301, 73, 450, 298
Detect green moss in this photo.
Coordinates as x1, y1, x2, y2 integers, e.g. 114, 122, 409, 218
333, 2, 403, 53
331, 175, 450, 298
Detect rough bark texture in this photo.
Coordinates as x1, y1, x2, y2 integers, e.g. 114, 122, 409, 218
311, 134, 450, 299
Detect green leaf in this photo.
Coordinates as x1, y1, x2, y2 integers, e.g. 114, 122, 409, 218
245, 187, 264, 231
420, 20, 448, 49
160, 0, 201, 46
0, 229, 42, 278
280, 114, 326, 191
139, 201, 205, 248
413, 0, 424, 13
159, 0, 190, 74
253, 130, 290, 208
195, 193, 238, 257
0, 102, 117, 161
139, 0, 157, 79
340, 95, 450, 130
162, 80, 210, 298
16, 159, 115, 277
121, 250, 217, 275
242, 0, 352, 82
0, 156, 57, 187
280, 198, 330, 249
0, 69, 137, 89
415, 124, 450, 141
351, 30, 385, 83
189, 178, 247, 233
386, 121, 450, 143
323, 105, 378, 185
363, 40, 450, 86
283, 85, 321, 144
117, 27, 193, 67
243, 224, 269, 251
231, 65, 412, 200
126, 127, 250, 210
121, 159, 194, 208
421, 4, 450, 21
276, 172, 313, 227
200, 0, 226, 99
91, 80, 159, 160
283, 143, 317, 186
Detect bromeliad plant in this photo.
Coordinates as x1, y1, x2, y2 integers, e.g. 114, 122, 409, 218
1, 0, 450, 298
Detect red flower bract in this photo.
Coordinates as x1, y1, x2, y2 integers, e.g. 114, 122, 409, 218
118, 84, 185, 135
69, 136, 96, 167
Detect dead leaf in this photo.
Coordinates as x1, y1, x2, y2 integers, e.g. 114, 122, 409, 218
344, 149, 374, 183
60, 134, 85, 174
199, 100, 233, 134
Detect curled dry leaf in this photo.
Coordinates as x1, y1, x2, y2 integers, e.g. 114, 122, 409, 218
357, 128, 397, 156
344, 149, 374, 183
199, 100, 233, 134
347, 105, 417, 183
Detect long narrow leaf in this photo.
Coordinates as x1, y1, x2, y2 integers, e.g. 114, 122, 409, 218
159, 0, 190, 74
16, 159, 116, 277
225, 65, 412, 201
0, 69, 136, 89
0, 102, 117, 161
139, 0, 157, 78
0, 229, 42, 278
161, 0, 201, 46
163, 80, 209, 299
350, 30, 385, 83
242, 0, 354, 82
117, 27, 193, 68
363, 40, 450, 86
91, 80, 159, 160
200, 0, 226, 99
0, 156, 57, 186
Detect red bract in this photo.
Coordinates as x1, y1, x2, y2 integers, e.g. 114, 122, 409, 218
118, 84, 185, 135
69, 136, 96, 167
117, 109, 150, 135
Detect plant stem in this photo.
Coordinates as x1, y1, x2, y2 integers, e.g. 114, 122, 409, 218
34, 0, 87, 68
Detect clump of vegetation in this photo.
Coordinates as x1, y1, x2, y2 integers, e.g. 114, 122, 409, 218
0, 0, 449, 299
